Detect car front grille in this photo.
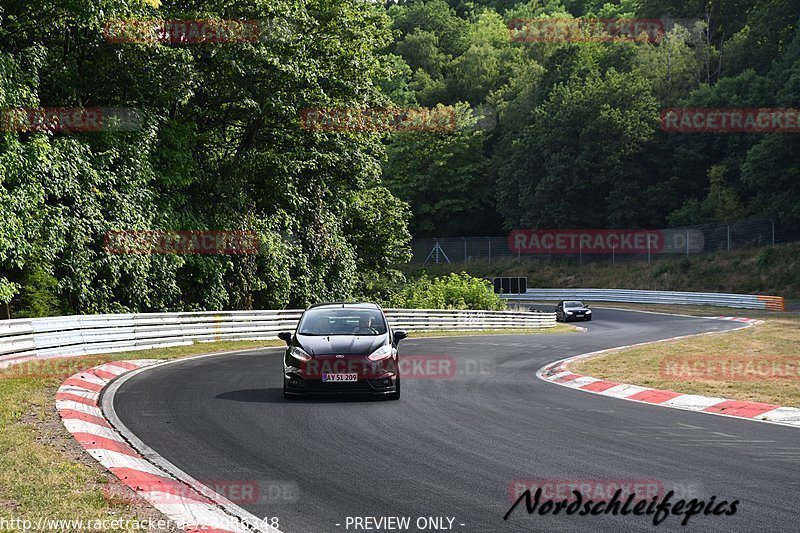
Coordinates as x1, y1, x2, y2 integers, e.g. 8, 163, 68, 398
307, 381, 373, 392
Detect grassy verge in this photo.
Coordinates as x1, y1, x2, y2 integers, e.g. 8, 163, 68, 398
571, 318, 800, 407
0, 326, 563, 526
408, 324, 576, 337
0, 340, 277, 530
514, 300, 798, 320
581, 302, 797, 320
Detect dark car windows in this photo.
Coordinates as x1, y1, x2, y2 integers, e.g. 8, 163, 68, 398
298, 308, 388, 336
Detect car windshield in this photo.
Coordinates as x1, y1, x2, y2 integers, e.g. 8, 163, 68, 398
297, 308, 387, 336
564, 301, 584, 308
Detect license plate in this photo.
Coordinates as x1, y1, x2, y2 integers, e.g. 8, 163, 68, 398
322, 373, 358, 382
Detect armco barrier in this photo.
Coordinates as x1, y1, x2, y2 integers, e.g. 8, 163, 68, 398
0, 308, 555, 368
503, 288, 785, 311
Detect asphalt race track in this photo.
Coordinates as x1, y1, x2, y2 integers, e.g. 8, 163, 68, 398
112, 308, 800, 533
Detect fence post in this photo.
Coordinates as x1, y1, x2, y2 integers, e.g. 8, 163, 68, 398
647, 232, 651, 263
727, 225, 731, 252
462, 237, 467, 263
612, 242, 615, 265
487, 236, 491, 262
579, 239, 582, 265
686, 230, 689, 257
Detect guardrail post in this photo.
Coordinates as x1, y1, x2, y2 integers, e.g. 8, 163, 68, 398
727, 225, 731, 252
686, 230, 689, 257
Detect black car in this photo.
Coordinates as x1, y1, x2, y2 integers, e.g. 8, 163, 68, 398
278, 302, 407, 399
555, 300, 592, 322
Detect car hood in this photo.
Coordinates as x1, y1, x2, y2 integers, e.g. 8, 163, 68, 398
296, 334, 388, 356
564, 307, 590, 312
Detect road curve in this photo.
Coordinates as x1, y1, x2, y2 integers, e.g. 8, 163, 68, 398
111, 309, 799, 533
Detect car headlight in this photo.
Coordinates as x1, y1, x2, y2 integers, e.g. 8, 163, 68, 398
566, 311, 573, 315
289, 346, 312, 362
586, 310, 592, 314
367, 344, 393, 361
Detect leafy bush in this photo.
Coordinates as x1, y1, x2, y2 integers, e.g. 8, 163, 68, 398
14, 265, 61, 318
390, 272, 506, 310
756, 247, 776, 267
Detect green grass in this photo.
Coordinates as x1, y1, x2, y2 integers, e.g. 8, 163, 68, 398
571, 318, 800, 407
0, 340, 277, 529
583, 302, 796, 320
408, 324, 576, 337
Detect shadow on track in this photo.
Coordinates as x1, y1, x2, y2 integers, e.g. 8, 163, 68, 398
216, 388, 391, 404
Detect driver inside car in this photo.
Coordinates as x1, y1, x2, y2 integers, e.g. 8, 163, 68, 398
353, 314, 377, 335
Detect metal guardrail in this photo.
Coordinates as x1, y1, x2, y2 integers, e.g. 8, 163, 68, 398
0, 308, 555, 368
502, 288, 785, 311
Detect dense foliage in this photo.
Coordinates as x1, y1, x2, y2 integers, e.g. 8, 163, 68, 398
390, 272, 506, 310
0, 0, 412, 316
381, 0, 800, 235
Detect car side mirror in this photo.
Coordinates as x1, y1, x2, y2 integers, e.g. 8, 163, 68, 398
393, 330, 408, 344
586, 304, 590, 308
277, 331, 292, 345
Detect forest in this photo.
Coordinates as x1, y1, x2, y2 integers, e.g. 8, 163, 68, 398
0, 0, 797, 316
381, 0, 800, 237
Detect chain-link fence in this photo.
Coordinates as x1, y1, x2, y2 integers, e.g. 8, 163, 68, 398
411, 219, 800, 264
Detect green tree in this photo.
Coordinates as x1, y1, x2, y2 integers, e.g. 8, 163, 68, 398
496, 67, 658, 228
0, 0, 413, 316
668, 165, 745, 225
383, 104, 498, 237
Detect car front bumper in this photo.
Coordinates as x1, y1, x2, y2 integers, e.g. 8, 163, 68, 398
284, 371, 397, 396
564, 314, 591, 321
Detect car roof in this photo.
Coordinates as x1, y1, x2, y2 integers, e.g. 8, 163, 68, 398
306, 302, 382, 311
